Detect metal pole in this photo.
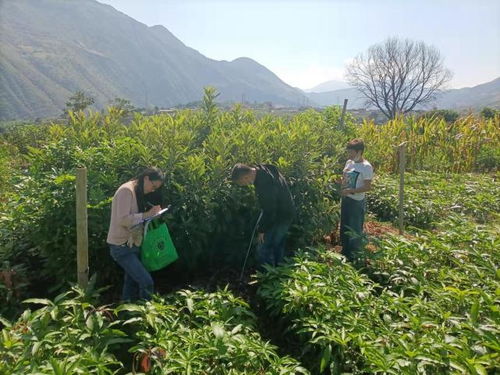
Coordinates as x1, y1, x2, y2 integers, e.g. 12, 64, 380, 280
76, 167, 89, 288
239, 211, 263, 282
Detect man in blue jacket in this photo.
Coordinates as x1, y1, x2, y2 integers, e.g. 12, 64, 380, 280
231, 163, 295, 268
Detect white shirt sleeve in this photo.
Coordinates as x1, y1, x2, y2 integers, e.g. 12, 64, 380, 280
343, 160, 351, 171
363, 164, 374, 180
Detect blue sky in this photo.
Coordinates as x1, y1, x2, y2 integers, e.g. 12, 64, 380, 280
98, 0, 500, 90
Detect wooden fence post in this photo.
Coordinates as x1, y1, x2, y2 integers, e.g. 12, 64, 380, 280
398, 142, 407, 234
76, 167, 88, 288
339, 98, 348, 128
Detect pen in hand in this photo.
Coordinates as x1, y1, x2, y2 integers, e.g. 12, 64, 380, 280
144, 203, 162, 218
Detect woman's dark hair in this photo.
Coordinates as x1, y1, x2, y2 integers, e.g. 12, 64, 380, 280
134, 167, 165, 212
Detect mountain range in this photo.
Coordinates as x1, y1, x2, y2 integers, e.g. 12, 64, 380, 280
305, 78, 500, 110
0, 0, 306, 120
0, 0, 498, 120
304, 80, 351, 93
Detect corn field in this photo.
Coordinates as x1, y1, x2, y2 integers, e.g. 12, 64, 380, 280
359, 114, 500, 173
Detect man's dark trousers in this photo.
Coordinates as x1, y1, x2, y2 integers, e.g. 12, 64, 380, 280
340, 196, 365, 261
256, 221, 291, 268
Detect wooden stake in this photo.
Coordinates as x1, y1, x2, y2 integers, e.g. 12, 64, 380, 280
339, 98, 348, 128
76, 167, 89, 288
398, 142, 407, 234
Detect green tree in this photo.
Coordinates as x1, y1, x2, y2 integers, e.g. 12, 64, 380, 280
201, 86, 220, 117
480, 107, 497, 119
420, 109, 460, 123
65, 91, 95, 113
108, 97, 135, 114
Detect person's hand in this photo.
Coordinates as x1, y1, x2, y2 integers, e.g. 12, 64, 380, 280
144, 205, 161, 219
257, 233, 265, 244
341, 188, 354, 196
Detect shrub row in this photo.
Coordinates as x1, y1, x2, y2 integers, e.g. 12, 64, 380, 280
0, 285, 308, 374
0, 98, 353, 315
256, 217, 499, 374
367, 171, 500, 228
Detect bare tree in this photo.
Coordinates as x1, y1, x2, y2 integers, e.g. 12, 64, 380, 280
346, 38, 452, 119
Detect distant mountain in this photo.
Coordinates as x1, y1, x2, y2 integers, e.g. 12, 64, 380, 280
306, 88, 365, 108
304, 80, 350, 93
432, 78, 500, 109
305, 77, 500, 110
0, 0, 306, 120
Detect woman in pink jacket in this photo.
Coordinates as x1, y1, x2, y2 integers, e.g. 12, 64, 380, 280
107, 167, 164, 301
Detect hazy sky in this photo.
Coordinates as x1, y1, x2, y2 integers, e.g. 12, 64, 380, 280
98, 0, 500, 90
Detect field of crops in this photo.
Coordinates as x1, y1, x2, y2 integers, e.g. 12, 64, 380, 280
0, 93, 499, 374
257, 216, 499, 374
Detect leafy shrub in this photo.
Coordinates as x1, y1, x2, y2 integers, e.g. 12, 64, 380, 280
0, 91, 347, 299
0, 141, 17, 197
364, 217, 499, 374
1, 88, 498, 318
256, 239, 499, 374
480, 107, 498, 119
475, 143, 500, 172
0, 284, 130, 374
368, 171, 500, 227
119, 288, 309, 374
419, 109, 460, 123
256, 249, 379, 373
1, 285, 309, 374
0, 262, 29, 319
367, 174, 439, 228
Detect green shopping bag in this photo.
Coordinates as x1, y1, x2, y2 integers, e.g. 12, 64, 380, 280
141, 219, 178, 271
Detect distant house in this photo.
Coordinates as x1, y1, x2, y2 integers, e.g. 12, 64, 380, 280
158, 109, 177, 115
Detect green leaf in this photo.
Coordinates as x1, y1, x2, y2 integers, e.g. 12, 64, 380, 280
115, 303, 143, 313
32, 341, 42, 356
0, 315, 12, 327
54, 174, 76, 185
123, 317, 143, 325
320, 345, 332, 373
470, 300, 479, 324
105, 337, 134, 346
474, 363, 487, 375
86, 315, 94, 331
231, 324, 243, 335
23, 298, 53, 306
212, 323, 225, 339
186, 298, 194, 313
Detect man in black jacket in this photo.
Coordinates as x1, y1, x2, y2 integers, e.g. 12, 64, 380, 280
231, 163, 295, 268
